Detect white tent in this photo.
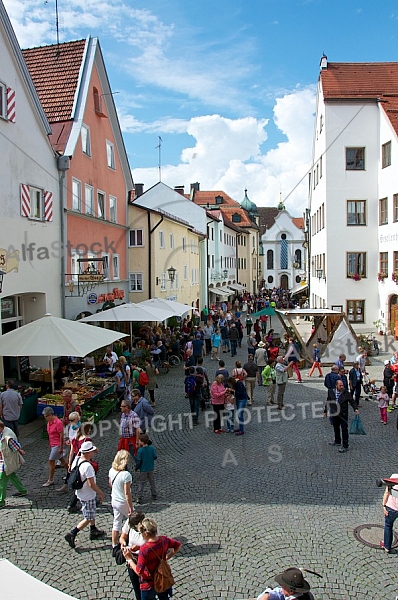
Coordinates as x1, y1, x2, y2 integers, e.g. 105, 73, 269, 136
139, 298, 191, 317
0, 559, 79, 599
80, 303, 172, 323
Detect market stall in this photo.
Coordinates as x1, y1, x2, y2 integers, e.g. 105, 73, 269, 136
276, 308, 360, 366
36, 376, 117, 423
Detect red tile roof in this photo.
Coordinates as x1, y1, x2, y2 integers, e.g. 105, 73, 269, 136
321, 62, 398, 135
218, 206, 253, 228
292, 217, 304, 229
192, 190, 240, 207
22, 40, 86, 123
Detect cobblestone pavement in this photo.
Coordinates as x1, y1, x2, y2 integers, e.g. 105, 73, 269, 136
2, 334, 398, 599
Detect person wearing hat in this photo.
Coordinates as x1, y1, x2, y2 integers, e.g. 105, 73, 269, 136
64, 441, 105, 548
257, 567, 314, 599
254, 341, 268, 386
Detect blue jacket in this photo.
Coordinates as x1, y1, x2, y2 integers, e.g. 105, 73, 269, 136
133, 397, 154, 429
324, 371, 341, 390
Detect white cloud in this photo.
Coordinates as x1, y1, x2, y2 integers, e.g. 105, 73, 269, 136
132, 87, 316, 216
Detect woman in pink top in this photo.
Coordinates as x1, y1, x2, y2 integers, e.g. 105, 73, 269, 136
42, 406, 68, 487
381, 473, 398, 553
210, 374, 226, 434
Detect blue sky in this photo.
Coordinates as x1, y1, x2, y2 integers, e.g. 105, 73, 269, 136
4, 0, 398, 214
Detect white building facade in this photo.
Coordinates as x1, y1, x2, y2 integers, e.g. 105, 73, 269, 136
0, 2, 61, 380
260, 208, 306, 292
310, 58, 398, 332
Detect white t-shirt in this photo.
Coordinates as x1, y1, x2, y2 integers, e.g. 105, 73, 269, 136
122, 519, 145, 552
71, 457, 96, 501
108, 467, 133, 504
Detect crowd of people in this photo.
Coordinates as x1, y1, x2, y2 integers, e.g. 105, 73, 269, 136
3, 287, 398, 598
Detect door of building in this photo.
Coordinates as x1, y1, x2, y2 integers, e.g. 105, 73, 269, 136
280, 274, 288, 290
390, 295, 398, 333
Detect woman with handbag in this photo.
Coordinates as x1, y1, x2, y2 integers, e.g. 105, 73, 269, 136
108, 449, 134, 547
123, 517, 181, 600
118, 511, 146, 600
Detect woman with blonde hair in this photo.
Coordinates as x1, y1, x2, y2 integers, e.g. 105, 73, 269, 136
123, 517, 181, 600
109, 449, 134, 546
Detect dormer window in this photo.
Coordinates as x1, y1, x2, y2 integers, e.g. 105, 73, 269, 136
232, 213, 241, 223
215, 195, 223, 204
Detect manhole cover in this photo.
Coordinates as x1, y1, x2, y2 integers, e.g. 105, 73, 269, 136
353, 523, 398, 549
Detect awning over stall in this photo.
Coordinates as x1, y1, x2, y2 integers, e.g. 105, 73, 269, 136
209, 288, 231, 298
290, 283, 308, 296
228, 283, 246, 291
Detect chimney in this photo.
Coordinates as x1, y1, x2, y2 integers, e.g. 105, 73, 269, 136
135, 183, 144, 198
320, 54, 328, 70
174, 185, 185, 195
190, 182, 199, 201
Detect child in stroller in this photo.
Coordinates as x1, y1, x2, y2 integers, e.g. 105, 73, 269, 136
363, 374, 379, 398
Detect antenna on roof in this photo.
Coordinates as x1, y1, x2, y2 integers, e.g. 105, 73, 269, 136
156, 136, 163, 182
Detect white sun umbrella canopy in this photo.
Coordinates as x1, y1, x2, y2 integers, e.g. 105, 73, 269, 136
80, 302, 173, 323
0, 313, 126, 392
0, 313, 125, 357
0, 558, 79, 599
139, 297, 192, 317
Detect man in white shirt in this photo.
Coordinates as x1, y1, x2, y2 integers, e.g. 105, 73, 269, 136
103, 347, 118, 373
64, 441, 105, 548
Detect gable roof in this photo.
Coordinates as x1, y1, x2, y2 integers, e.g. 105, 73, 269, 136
321, 62, 398, 135
257, 207, 279, 236
292, 217, 304, 229
22, 36, 133, 187
22, 40, 86, 123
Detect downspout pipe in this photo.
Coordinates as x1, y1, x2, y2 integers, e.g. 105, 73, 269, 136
57, 155, 70, 318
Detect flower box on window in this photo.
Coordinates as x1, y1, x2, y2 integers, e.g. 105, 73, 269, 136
378, 272, 387, 282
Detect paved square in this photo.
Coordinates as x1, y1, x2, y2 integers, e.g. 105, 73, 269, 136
2, 343, 398, 599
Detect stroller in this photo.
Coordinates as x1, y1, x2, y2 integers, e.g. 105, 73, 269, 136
363, 373, 379, 398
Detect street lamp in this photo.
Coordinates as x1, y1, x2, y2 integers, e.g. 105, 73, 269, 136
0, 270, 5, 294
167, 266, 176, 282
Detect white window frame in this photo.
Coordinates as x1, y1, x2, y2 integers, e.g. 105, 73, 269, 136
129, 272, 143, 292
29, 186, 44, 220
102, 253, 110, 280
129, 229, 144, 247
97, 190, 106, 219
106, 140, 115, 169
81, 124, 91, 156
170, 233, 174, 249
112, 254, 120, 280
182, 237, 187, 252
109, 195, 117, 223
0, 81, 6, 120
71, 249, 83, 282
159, 231, 165, 248
184, 265, 188, 280
85, 184, 94, 215
160, 272, 166, 291
72, 178, 82, 212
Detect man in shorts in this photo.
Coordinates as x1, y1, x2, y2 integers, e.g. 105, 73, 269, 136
42, 407, 68, 487
65, 441, 105, 548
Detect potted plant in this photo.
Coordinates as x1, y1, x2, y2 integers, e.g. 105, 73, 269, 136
392, 271, 398, 284
349, 273, 361, 281
373, 318, 386, 335
378, 272, 387, 282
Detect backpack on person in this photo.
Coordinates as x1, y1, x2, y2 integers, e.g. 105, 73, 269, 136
151, 546, 175, 593
138, 369, 149, 387
68, 459, 88, 490
232, 368, 244, 381
185, 375, 197, 396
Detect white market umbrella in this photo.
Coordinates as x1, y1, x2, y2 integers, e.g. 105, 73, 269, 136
0, 313, 125, 391
80, 302, 174, 346
139, 297, 192, 317
0, 559, 79, 599
80, 302, 173, 323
